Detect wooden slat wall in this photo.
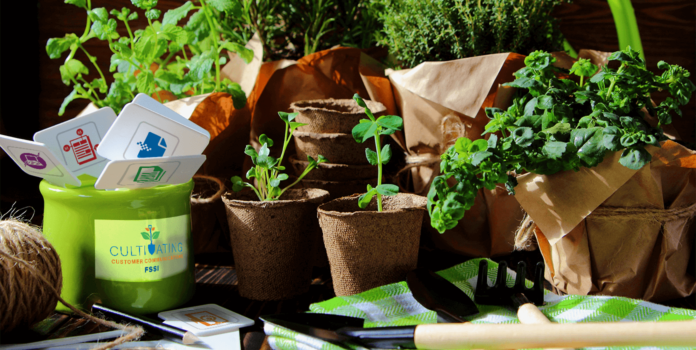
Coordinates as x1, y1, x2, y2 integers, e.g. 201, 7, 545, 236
15, 0, 696, 142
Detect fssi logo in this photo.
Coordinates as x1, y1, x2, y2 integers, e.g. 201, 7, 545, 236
141, 225, 160, 255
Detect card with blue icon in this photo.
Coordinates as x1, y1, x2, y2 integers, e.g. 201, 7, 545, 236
96, 94, 210, 161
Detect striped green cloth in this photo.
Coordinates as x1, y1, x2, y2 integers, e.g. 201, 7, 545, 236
263, 258, 696, 350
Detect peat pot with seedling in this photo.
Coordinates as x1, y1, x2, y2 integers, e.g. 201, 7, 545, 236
318, 94, 427, 296
223, 112, 329, 300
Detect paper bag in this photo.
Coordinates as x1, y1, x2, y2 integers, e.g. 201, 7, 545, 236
516, 141, 696, 302
361, 53, 527, 257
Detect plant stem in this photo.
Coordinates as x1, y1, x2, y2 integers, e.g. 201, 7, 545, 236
605, 64, 626, 99
200, 0, 222, 92
374, 127, 383, 212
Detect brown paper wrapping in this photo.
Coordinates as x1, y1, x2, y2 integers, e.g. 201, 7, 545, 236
517, 141, 696, 302
359, 53, 527, 258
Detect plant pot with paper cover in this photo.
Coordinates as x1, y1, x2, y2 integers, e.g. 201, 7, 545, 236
426, 48, 696, 302
223, 112, 329, 300
318, 95, 427, 296
47, 0, 252, 116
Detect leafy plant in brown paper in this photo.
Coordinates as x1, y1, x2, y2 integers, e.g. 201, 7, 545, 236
427, 47, 696, 233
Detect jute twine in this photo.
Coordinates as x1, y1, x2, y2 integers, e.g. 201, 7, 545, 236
191, 175, 225, 204
394, 114, 471, 194
0, 218, 144, 349
514, 202, 696, 251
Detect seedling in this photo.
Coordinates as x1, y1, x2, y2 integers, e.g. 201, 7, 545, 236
231, 112, 327, 201
351, 94, 404, 211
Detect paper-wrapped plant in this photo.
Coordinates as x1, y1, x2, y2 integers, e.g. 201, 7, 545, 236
46, 0, 253, 115
427, 47, 696, 233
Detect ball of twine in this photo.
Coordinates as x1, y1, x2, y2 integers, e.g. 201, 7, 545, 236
0, 218, 144, 349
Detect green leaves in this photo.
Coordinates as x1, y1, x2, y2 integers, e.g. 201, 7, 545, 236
152, 231, 160, 239
162, 1, 193, 26
46, 34, 78, 59
60, 59, 89, 85
220, 42, 254, 64
140, 232, 150, 240
207, 0, 242, 15
427, 47, 695, 234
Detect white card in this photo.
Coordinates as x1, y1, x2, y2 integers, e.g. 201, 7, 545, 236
158, 304, 255, 336
94, 155, 206, 189
132, 93, 210, 136
97, 94, 210, 161
33, 107, 117, 177
0, 135, 80, 187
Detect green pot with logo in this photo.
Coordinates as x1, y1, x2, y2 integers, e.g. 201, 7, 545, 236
40, 175, 195, 314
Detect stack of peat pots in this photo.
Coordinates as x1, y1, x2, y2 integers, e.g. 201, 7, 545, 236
290, 99, 383, 199
292, 99, 427, 297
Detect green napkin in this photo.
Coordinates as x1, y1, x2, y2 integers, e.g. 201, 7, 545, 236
263, 258, 696, 350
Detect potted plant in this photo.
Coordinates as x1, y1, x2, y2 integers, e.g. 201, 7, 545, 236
46, 0, 252, 115
318, 94, 427, 296
223, 112, 329, 300
427, 48, 696, 301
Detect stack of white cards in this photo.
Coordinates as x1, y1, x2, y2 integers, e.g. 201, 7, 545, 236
0, 94, 209, 189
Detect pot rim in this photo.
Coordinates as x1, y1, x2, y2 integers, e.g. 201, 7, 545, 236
317, 193, 427, 216
290, 98, 386, 116
222, 188, 330, 208
289, 154, 376, 169
293, 130, 352, 139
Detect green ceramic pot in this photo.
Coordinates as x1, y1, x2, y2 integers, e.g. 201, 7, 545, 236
40, 176, 195, 314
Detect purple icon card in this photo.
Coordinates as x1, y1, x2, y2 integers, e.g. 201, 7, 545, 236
0, 135, 81, 187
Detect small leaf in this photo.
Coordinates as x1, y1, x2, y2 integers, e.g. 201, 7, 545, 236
470, 151, 492, 166
246, 168, 257, 179
270, 178, 281, 187
46, 35, 78, 59
152, 231, 160, 239
365, 148, 379, 165
259, 134, 274, 147
376, 115, 403, 131
542, 141, 567, 160
376, 184, 399, 196
524, 98, 538, 116
278, 111, 297, 123
352, 121, 375, 143
162, 1, 193, 26
511, 127, 534, 147
277, 173, 289, 181
619, 147, 651, 170
537, 95, 554, 109
380, 144, 392, 164
145, 9, 161, 20
290, 122, 307, 131
58, 89, 78, 116
358, 189, 377, 208
136, 69, 155, 94
353, 94, 367, 108
141, 232, 150, 240
207, 0, 242, 15
317, 155, 328, 163
220, 42, 254, 64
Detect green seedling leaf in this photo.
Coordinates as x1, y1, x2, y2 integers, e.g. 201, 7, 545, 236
66, 0, 87, 9
145, 9, 161, 20
246, 167, 257, 179
46, 35, 78, 59
259, 134, 274, 147
290, 122, 307, 131
207, 0, 242, 15
222, 80, 246, 109
270, 178, 281, 187
358, 188, 377, 208
469, 139, 489, 152
376, 115, 403, 131
569, 58, 598, 78
162, 1, 193, 25
278, 111, 297, 123
60, 59, 89, 85
542, 141, 567, 160
132, 0, 158, 10
376, 184, 399, 196
511, 127, 534, 147
136, 69, 155, 94
278, 173, 289, 181
58, 89, 78, 116
92, 18, 118, 40
365, 148, 379, 165
152, 231, 160, 239
524, 98, 538, 116
141, 232, 150, 240
317, 155, 328, 163
353, 93, 367, 108
537, 95, 554, 109
187, 49, 216, 80
352, 121, 375, 143
470, 151, 492, 166
380, 144, 392, 164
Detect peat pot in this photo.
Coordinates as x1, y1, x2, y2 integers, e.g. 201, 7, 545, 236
290, 155, 378, 181
291, 99, 387, 134
40, 177, 195, 314
318, 193, 427, 296
190, 175, 230, 255
223, 188, 330, 300
294, 131, 376, 165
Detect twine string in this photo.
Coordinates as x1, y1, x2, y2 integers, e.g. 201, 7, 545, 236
190, 175, 225, 204
514, 202, 696, 251
0, 219, 144, 350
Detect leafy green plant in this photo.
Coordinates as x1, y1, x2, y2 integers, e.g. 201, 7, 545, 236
231, 112, 327, 201
46, 0, 253, 115
427, 47, 695, 233
351, 94, 404, 211
223, 0, 380, 61
372, 0, 568, 68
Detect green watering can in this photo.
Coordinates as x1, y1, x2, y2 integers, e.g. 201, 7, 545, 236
40, 175, 196, 315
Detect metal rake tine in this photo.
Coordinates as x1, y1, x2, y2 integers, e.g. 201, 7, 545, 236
514, 261, 527, 291
494, 260, 508, 290
476, 259, 489, 291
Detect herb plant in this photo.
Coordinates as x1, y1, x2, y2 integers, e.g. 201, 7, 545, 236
46, 0, 253, 116
351, 94, 404, 211
231, 112, 327, 201
428, 47, 696, 233
372, 0, 568, 68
